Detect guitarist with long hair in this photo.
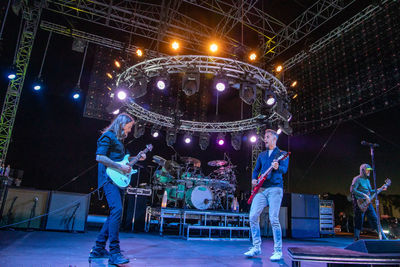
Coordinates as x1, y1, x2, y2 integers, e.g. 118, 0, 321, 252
350, 163, 387, 241
244, 129, 289, 261
89, 113, 146, 265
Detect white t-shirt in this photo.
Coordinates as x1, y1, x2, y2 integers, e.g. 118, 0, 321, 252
268, 150, 273, 157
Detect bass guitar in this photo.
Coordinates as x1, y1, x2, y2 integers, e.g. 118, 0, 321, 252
106, 144, 153, 188
357, 178, 391, 212
247, 152, 290, 204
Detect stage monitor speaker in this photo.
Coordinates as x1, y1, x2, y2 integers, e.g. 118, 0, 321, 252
345, 240, 400, 254
260, 207, 288, 237
122, 194, 149, 232
0, 188, 49, 229
45, 191, 91, 232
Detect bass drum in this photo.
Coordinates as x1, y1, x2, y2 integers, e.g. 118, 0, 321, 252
185, 186, 213, 210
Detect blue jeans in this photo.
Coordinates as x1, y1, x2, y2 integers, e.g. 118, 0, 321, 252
95, 181, 124, 253
353, 198, 387, 239
249, 187, 283, 253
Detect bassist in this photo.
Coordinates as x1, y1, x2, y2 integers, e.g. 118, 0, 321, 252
89, 113, 146, 265
350, 163, 387, 241
244, 129, 289, 261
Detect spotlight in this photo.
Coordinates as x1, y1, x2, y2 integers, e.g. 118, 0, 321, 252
182, 71, 200, 96
209, 43, 218, 53
7, 65, 17, 80
199, 132, 210, 150
32, 77, 43, 91
166, 129, 177, 146
216, 133, 225, 146
291, 81, 297, 87
231, 132, 242, 151
72, 84, 82, 100
106, 72, 113, 79
183, 133, 192, 144
171, 41, 180, 51
264, 89, 276, 106
134, 122, 145, 138
136, 49, 143, 57
274, 99, 292, 122
131, 74, 148, 98
113, 109, 120, 115
277, 128, 282, 135
278, 121, 293, 135
114, 60, 121, 68
151, 126, 160, 138
249, 52, 257, 61
240, 82, 257, 105
249, 134, 257, 143
292, 93, 298, 99
213, 73, 228, 92
275, 65, 283, 72
117, 91, 127, 100
156, 71, 170, 90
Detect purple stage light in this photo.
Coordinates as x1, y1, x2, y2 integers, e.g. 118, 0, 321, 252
216, 82, 225, 92
217, 138, 224, 145
277, 129, 282, 135
117, 91, 127, 100
250, 135, 257, 143
157, 80, 166, 90
184, 137, 191, 144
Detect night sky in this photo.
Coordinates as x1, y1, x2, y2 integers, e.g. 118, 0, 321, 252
1, 2, 399, 201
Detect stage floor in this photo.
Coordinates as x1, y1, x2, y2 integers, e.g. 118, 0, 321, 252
0, 230, 358, 266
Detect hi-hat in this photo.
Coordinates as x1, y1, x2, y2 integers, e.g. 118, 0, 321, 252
181, 157, 201, 167
208, 160, 227, 167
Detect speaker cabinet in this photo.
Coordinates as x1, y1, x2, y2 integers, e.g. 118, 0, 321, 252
121, 194, 149, 232
0, 188, 49, 229
260, 207, 288, 237
345, 240, 400, 254
45, 191, 91, 232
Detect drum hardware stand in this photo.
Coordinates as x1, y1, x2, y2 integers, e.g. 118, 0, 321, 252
148, 165, 155, 206
131, 166, 142, 232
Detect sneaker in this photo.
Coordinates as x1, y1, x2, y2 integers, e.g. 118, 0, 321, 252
108, 252, 129, 265
270, 251, 283, 261
244, 246, 261, 257
89, 246, 110, 259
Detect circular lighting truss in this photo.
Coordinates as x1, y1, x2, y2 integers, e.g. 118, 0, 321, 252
116, 55, 288, 133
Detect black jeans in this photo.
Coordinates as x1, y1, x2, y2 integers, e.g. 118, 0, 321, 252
95, 181, 124, 254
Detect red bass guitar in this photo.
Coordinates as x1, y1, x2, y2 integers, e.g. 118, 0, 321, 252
247, 152, 290, 205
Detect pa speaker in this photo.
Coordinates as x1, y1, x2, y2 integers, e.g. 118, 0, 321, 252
45, 191, 90, 232
121, 194, 149, 232
345, 240, 400, 254
0, 187, 49, 229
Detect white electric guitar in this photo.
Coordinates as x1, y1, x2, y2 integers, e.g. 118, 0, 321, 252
106, 144, 153, 188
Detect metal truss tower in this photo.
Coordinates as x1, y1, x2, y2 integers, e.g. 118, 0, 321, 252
251, 89, 263, 170
0, 2, 42, 162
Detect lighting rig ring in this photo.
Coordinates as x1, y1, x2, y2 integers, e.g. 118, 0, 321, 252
117, 55, 287, 133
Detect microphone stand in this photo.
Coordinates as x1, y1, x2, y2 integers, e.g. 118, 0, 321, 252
368, 144, 383, 240
27, 197, 38, 230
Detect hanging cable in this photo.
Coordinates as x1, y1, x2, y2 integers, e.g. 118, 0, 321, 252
76, 42, 89, 87
0, 0, 12, 39
37, 31, 52, 78
12, 15, 24, 63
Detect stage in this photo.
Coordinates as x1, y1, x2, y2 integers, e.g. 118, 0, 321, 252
0, 230, 360, 267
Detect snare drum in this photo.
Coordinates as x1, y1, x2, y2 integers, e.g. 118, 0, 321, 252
185, 185, 213, 210
154, 169, 174, 184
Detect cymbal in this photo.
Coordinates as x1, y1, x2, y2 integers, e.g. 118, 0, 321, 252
165, 160, 180, 170
152, 155, 166, 166
181, 157, 201, 167
208, 160, 227, 167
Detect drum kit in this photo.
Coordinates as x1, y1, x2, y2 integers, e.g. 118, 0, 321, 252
151, 155, 237, 210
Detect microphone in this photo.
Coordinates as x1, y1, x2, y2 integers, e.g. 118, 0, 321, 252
361, 141, 379, 148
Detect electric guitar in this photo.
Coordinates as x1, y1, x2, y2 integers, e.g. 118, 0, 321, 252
106, 144, 153, 188
357, 178, 391, 212
247, 152, 290, 204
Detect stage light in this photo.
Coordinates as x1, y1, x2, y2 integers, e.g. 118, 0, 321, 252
264, 89, 276, 106
249, 135, 257, 143
278, 121, 293, 135
292, 93, 298, 99
151, 126, 160, 138
240, 82, 257, 105
291, 81, 297, 87
199, 132, 210, 150
277, 128, 282, 135
209, 43, 218, 53
157, 80, 166, 90
131, 75, 148, 98
106, 72, 113, 79
231, 132, 242, 151
184, 133, 192, 144
7, 65, 17, 80
171, 41, 180, 51
32, 77, 43, 91
113, 109, 120, 115
216, 133, 225, 146
134, 123, 145, 138
182, 71, 200, 96
156, 71, 170, 90
213, 73, 228, 92
117, 91, 127, 100
274, 100, 292, 122
249, 53, 257, 61
166, 129, 177, 146
114, 60, 121, 68
275, 65, 283, 72
72, 84, 82, 100
136, 49, 143, 57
